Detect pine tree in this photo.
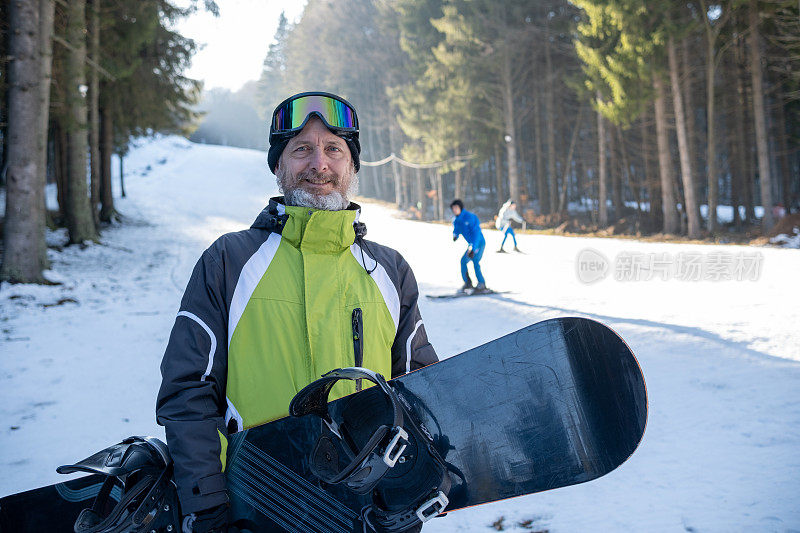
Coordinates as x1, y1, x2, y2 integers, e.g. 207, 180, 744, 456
257, 12, 291, 120
63, 0, 98, 244
748, 0, 775, 231
574, 0, 667, 228
2, 0, 48, 282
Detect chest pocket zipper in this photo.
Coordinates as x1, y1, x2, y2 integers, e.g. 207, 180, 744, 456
352, 308, 364, 391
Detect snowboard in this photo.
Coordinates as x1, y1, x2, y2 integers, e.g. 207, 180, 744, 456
425, 288, 511, 299
225, 317, 647, 531
0, 317, 647, 533
0, 473, 108, 532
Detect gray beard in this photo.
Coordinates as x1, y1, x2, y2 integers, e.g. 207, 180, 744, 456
277, 165, 359, 211
284, 188, 349, 211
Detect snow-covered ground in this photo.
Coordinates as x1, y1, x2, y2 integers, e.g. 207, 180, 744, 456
2, 137, 798, 532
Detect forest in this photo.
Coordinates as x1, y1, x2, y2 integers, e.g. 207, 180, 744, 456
1, 0, 799, 285
1, 0, 215, 283
255, 0, 799, 240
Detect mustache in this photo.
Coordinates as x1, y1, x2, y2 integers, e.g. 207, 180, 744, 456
296, 169, 338, 184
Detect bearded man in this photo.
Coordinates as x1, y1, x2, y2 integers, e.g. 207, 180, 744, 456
156, 92, 438, 532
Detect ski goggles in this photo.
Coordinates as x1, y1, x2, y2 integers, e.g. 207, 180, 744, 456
270, 92, 359, 138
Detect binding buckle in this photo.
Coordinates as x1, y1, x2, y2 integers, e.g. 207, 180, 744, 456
415, 491, 449, 522
382, 427, 409, 468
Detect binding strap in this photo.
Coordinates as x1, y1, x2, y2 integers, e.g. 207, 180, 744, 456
290, 368, 409, 494
290, 367, 452, 532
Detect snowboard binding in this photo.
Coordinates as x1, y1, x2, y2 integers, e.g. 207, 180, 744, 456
290, 367, 452, 532
56, 436, 181, 533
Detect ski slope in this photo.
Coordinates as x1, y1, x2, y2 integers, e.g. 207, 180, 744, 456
1, 137, 798, 532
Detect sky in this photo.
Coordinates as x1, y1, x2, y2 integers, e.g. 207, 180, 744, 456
174, 0, 307, 92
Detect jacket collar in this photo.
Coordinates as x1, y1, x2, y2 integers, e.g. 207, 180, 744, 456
252, 197, 363, 253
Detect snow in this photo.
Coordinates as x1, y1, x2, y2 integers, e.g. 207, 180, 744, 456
770, 228, 800, 249
571, 200, 768, 225
698, 203, 768, 223
2, 136, 799, 531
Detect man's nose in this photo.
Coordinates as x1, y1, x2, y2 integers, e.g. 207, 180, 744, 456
309, 146, 328, 172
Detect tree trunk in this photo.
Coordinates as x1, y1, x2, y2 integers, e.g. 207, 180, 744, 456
403, 164, 412, 210
367, 121, 385, 201
748, 0, 774, 232
545, 33, 558, 215
99, 104, 117, 222
681, 36, 703, 206
575, 156, 585, 213
735, 35, 755, 223
2, 0, 47, 283
773, 89, 791, 214
415, 167, 426, 219
609, 123, 622, 220
64, 0, 97, 244
494, 144, 504, 208
668, 35, 701, 238
390, 157, 401, 206
705, 26, 719, 233
388, 123, 401, 206
726, 77, 742, 229
597, 104, 608, 227
54, 119, 67, 217
558, 104, 584, 214
88, 0, 101, 224
501, 48, 519, 202
533, 89, 547, 214
454, 148, 463, 200
37, 0, 55, 268
742, 109, 756, 223
641, 113, 661, 225
727, 126, 741, 228
0, 112, 6, 184
473, 163, 480, 203
653, 74, 679, 234
359, 122, 373, 198
617, 125, 638, 216
464, 158, 474, 206
119, 155, 126, 198
435, 171, 444, 221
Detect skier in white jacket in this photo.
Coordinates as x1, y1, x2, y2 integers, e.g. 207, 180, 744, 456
495, 199, 524, 253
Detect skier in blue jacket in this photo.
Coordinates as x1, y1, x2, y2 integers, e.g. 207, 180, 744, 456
450, 199, 488, 293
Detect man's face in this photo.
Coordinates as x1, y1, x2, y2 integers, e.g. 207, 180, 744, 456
451, 205, 462, 216
276, 117, 357, 210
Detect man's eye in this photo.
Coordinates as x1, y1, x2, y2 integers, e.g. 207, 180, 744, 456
328, 146, 341, 152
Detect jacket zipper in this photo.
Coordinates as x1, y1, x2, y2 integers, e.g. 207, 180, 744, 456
352, 308, 364, 392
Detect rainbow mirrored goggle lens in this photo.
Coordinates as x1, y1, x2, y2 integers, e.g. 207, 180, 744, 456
272, 94, 358, 134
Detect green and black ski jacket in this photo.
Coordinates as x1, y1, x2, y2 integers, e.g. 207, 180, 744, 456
156, 198, 438, 514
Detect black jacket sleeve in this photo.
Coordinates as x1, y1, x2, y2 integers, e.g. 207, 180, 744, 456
156, 250, 230, 514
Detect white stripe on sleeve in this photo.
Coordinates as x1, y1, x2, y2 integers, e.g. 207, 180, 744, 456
177, 310, 217, 382
405, 319, 424, 374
